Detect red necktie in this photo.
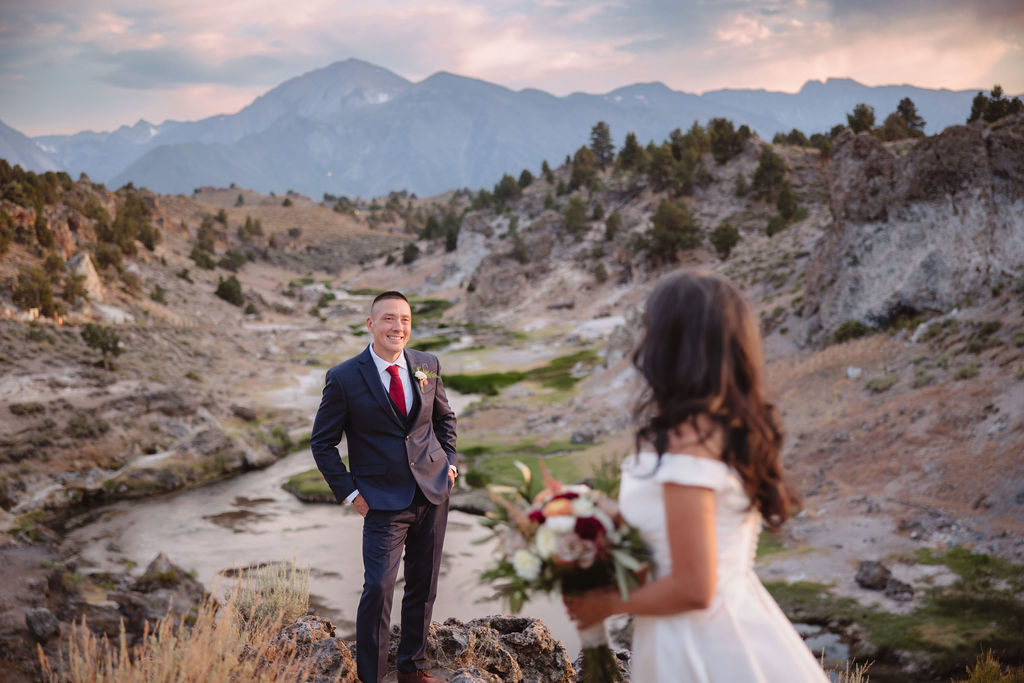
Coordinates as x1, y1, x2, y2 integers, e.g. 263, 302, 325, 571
386, 365, 407, 416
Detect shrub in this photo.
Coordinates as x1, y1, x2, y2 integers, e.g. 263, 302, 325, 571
865, 374, 899, 393
402, 243, 420, 264
80, 323, 122, 370
34, 204, 55, 249
215, 276, 244, 306
617, 132, 645, 171
708, 117, 748, 163
710, 222, 740, 260
847, 103, 876, 133
14, 266, 57, 317
833, 320, 870, 344
150, 284, 167, 304
635, 200, 701, 265
190, 246, 216, 270
137, 221, 161, 251
0, 208, 13, 253
911, 370, 935, 389
518, 169, 533, 188
66, 412, 110, 439
594, 263, 608, 284
218, 249, 249, 272
734, 173, 749, 198
196, 215, 217, 252
569, 146, 598, 191
92, 243, 123, 272
765, 214, 787, 237
282, 197, 293, 207
604, 210, 622, 241
752, 146, 785, 200
563, 195, 588, 240
63, 273, 88, 305
493, 174, 522, 205
776, 179, 798, 219
955, 363, 981, 380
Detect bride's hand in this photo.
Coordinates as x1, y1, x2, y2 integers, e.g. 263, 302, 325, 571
563, 588, 618, 629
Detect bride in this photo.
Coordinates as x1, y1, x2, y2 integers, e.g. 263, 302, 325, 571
564, 271, 829, 682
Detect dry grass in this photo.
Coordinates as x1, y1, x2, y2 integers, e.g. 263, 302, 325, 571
39, 561, 313, 683
233, 560, 310, 636
828, 658, 872, 683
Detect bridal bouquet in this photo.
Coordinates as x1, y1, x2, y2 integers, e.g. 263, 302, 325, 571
478, 463, 650, 683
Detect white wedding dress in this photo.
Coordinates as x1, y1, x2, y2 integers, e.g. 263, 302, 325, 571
619, 451, 829, 682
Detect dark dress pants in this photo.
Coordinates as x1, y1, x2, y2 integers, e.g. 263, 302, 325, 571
356, 487, 449, 683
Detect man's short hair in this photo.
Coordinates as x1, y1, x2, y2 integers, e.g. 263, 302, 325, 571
371, 290, 409, 313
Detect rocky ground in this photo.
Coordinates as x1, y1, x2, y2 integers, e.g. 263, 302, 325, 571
2, 120, 1023, 680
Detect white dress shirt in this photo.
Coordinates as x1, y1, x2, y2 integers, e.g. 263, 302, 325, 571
368, 343, 413, 415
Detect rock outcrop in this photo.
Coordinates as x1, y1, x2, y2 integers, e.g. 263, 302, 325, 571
270, 613, 578, 683
804, 116, 1024, 339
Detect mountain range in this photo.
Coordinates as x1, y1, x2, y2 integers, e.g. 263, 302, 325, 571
2, 58, 995, 198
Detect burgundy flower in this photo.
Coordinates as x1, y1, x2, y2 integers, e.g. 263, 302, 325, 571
528, 509, 546, 524
574, 516, 606, 541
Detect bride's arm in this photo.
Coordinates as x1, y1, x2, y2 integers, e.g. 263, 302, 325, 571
565, 482, 716, 627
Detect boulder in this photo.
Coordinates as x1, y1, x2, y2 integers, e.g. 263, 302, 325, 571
67, 252, 105, 303
25, 607, 60, 642
231, 404, 258, 421
855, 560, 892, 590
884, 577, 914, 601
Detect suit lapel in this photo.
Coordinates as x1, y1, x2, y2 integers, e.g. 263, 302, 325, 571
358, 348, 406, 430
405, 350, 423, 426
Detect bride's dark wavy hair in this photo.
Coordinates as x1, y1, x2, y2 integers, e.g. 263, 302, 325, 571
632, 270, 798, 530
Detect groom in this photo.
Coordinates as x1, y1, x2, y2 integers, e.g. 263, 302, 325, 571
311, 290, 457, 683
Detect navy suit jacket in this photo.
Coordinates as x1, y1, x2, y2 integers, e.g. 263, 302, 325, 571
310, 347, 457, 511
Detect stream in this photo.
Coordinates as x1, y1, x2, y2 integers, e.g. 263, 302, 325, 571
60, 447, 580, 652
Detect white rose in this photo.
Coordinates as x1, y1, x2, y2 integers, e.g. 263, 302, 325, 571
512, 549, 542, 581
415, 370, 427, 382
534, 524, 558, 559
544, 515, 576, 534
571, 497, 595, 517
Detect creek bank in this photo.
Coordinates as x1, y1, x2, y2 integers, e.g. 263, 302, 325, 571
2, 386, 293, 536
0, 548, 207, 682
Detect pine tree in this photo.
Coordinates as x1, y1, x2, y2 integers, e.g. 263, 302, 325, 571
617, 132, 645, 171
846, 103, 876, 134
896, 97, 926, 136
589, 121, 614, 169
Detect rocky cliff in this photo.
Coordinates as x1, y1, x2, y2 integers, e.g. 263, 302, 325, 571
804, 115, 1024, 338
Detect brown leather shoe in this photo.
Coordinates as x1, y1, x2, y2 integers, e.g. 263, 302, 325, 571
396, 670, 446, 683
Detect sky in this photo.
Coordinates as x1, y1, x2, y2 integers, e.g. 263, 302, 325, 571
1, 0, 1022, 137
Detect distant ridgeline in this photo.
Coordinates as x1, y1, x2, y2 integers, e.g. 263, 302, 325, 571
10, 56, 1020, 198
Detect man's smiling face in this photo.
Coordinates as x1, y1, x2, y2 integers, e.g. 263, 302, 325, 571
367, 297, 412, 362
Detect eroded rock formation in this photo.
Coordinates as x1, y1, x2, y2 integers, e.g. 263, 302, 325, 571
804, 116, 1024, 339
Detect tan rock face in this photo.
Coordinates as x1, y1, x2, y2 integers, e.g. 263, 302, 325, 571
67, 251, 105, 303
804, 116, 1024, 339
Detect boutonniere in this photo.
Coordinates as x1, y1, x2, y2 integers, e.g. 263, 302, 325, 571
413, 366, 439, 393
